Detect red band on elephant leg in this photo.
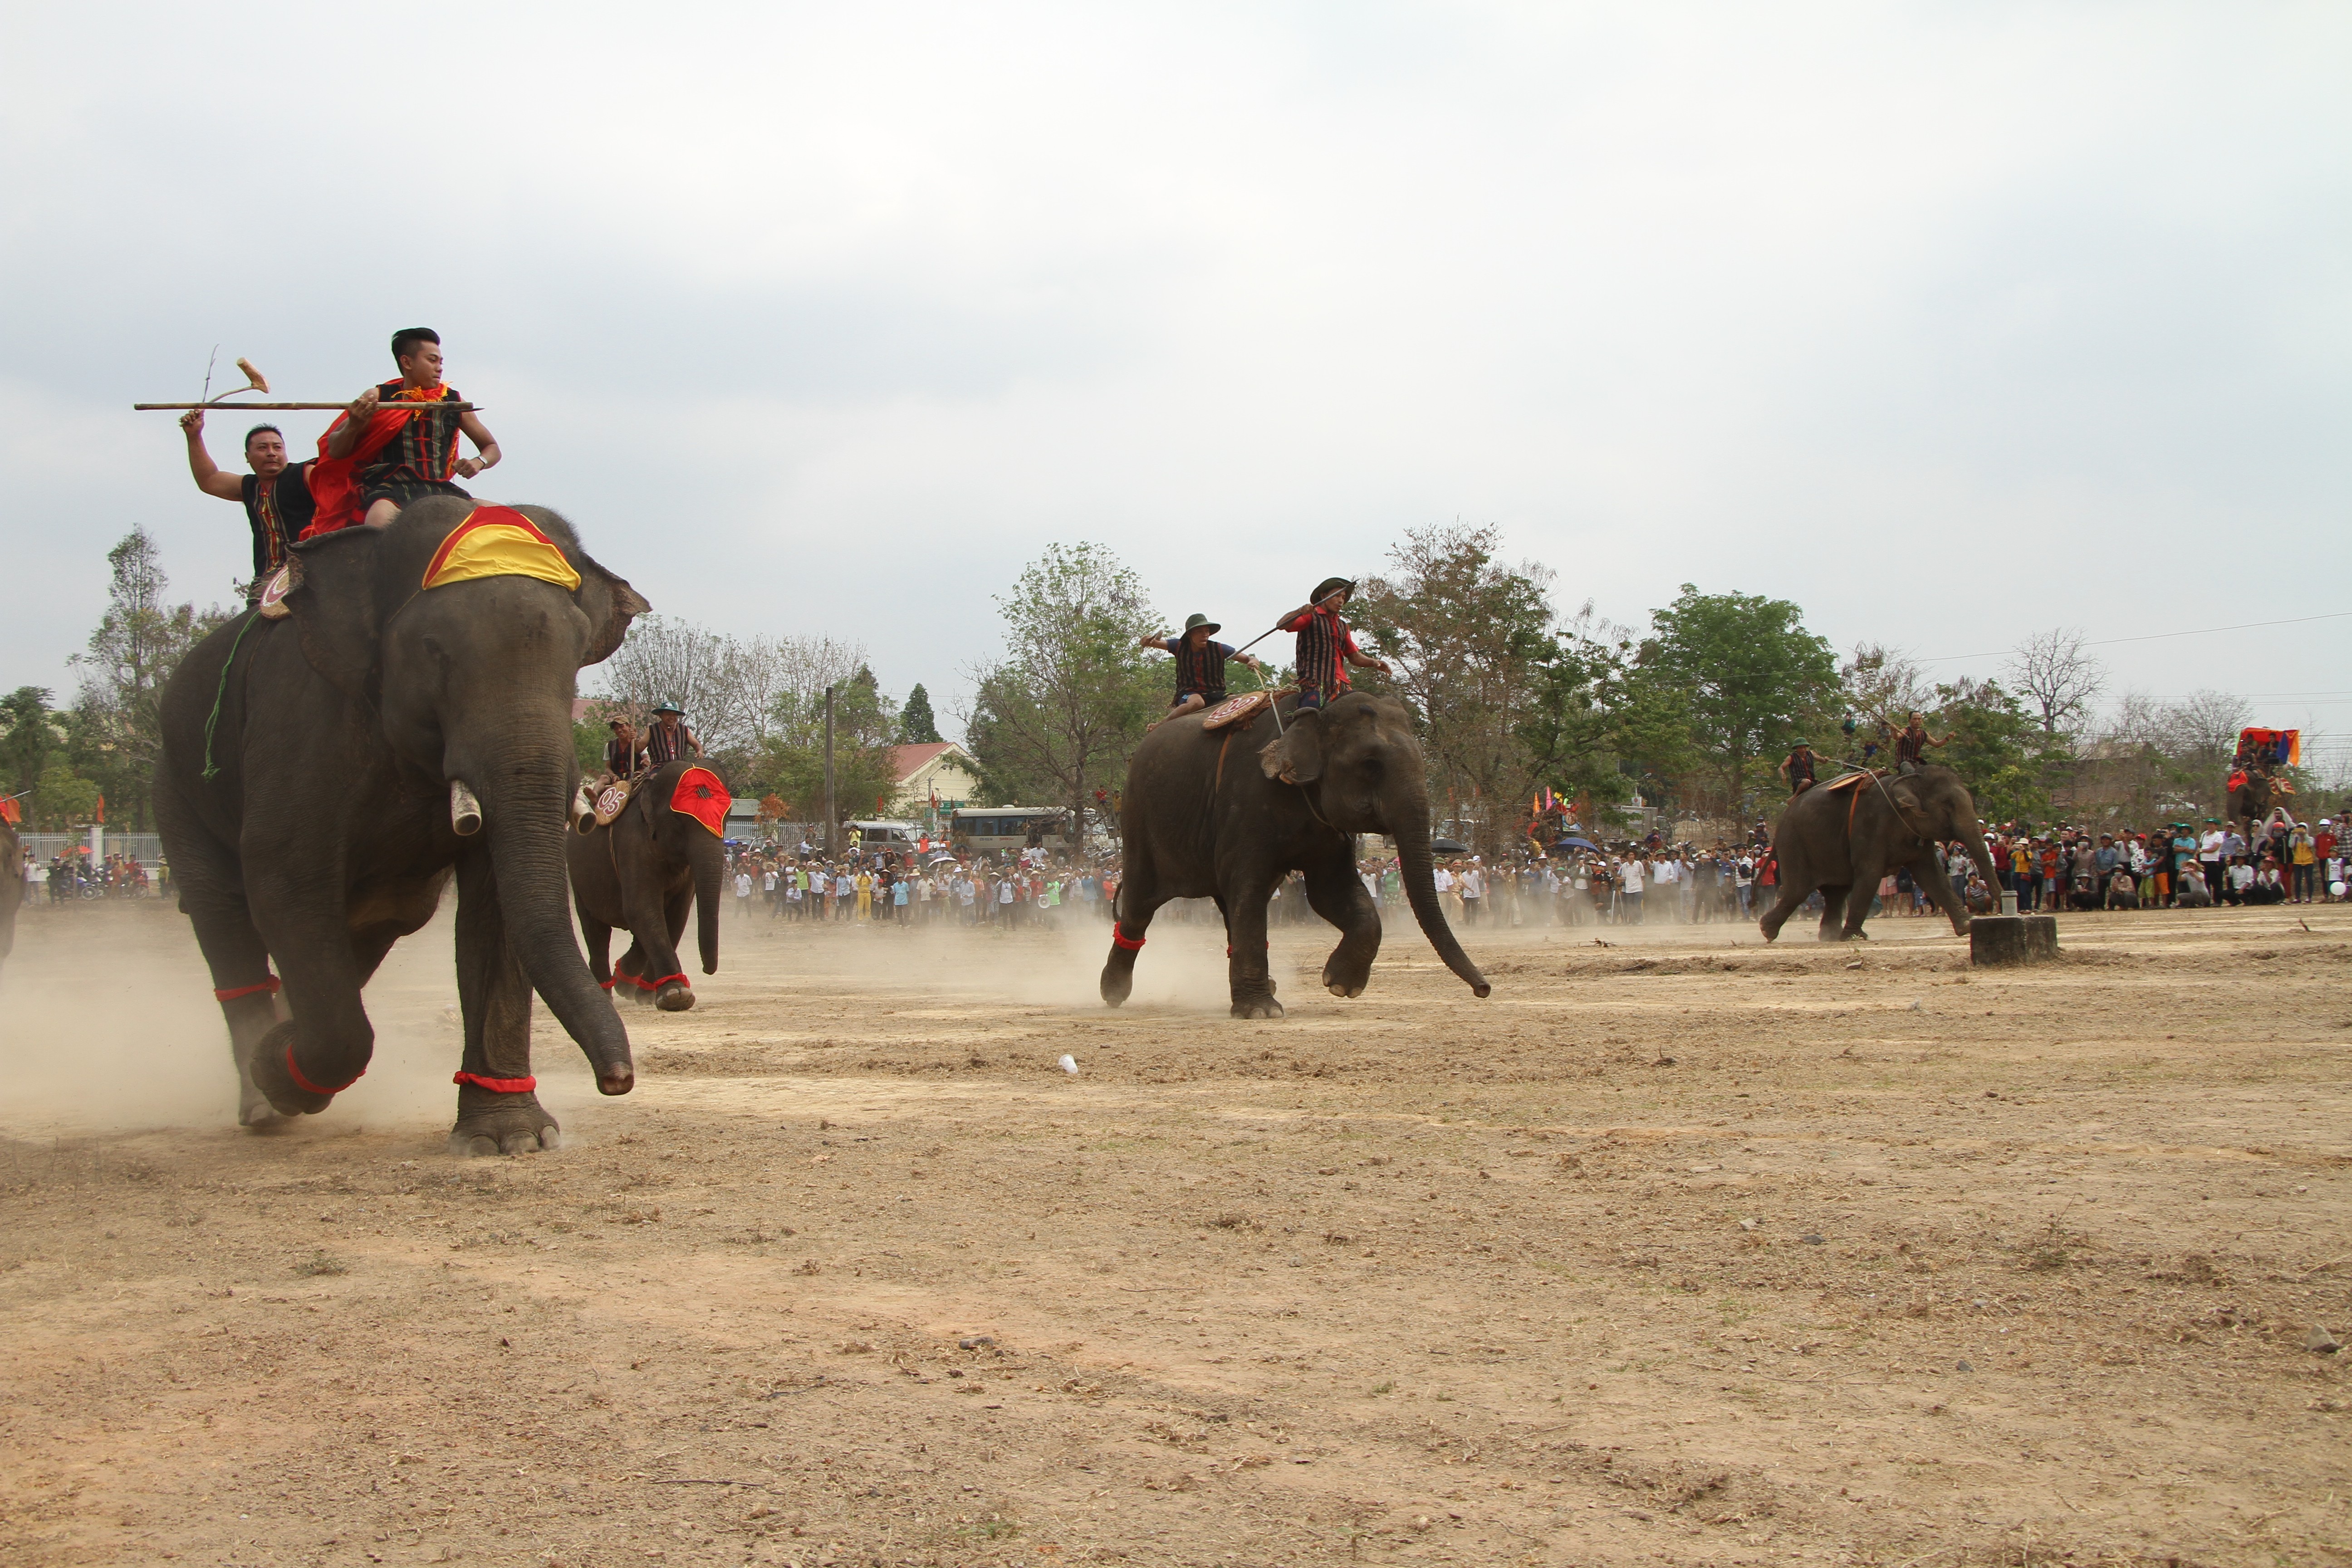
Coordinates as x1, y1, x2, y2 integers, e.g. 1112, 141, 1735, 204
214, 976, 281, 1002
598, 977, 617, 990
284, 1044, 359, 1096
1111, 925, 1146, 951
453, 1071, 538, 1093
644, 972, 688, 990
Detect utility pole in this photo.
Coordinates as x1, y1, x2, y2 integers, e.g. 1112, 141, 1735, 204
823, 684, 837, 856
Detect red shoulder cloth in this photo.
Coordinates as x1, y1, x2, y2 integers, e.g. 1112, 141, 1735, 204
302, 386, 459, 537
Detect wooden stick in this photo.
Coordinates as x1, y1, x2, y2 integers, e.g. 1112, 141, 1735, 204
136, 401, 479, 412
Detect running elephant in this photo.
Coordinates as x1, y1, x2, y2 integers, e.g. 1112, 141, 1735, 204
1101, 691, 1490, 1018
154, 500, 649, 1152
1758, 764, 2001, 942
566, 759, 728, 1011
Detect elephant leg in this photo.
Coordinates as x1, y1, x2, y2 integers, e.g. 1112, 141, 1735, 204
1912, 853, 1971, 936
164, 808, 290, 1128
1225, 872, 1282, 1019
614, 939, 656, 1004
1303, 860, 1381, 998
1816, 886, 1850, 941
240, 846, 377, 1118
1757, 879, 1809, 942
1838, 856, 1882, 940
450, 839, 559, 1156
651, 884, 695, 1011
1100, 862, 1163, 1008
578, 902, 616, 991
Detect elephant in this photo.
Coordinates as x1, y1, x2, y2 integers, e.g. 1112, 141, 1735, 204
566, 758, 727, 1011
1758, 764, 2001, 943
2226, 773, 2292, 835
1100, 691, 1490, 1019
153, 499, 649, 1153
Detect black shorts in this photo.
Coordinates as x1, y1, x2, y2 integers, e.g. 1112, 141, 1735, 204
361, 479, 471, 512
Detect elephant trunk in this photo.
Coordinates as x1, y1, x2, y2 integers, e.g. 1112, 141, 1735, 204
692, 825, 724, 975
475, 756, 635, 1095
1393, 818, 1491, 998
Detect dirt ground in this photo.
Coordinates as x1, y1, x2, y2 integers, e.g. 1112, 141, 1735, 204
2, 892, 2347, 1568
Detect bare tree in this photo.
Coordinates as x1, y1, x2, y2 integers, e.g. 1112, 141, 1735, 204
2160, 689, 2252, 772
2003, 627, 2106, 738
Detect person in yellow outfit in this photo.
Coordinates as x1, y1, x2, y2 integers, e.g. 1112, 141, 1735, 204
855, 867, 874, 921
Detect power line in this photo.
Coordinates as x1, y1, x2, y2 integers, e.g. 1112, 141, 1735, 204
1918, 611, 2352, 664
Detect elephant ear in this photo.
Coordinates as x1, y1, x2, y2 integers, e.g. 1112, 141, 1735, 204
504, 505, 651, 667
283, 528, 386, 705
576, 557, 650, 667
1260, 710, 1326, 785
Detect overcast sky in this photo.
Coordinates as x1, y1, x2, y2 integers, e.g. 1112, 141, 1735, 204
4, 3, 2345, 762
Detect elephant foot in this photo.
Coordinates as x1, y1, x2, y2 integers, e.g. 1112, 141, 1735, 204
1231, 995, 1285, 1020
654, 982, 694, 1012
448, 1086, 560, 1157
1100, 965, 1133, 1008
1322, 954, 1370, 998
230, 1036, 292, 1128
247, 1020, 338, 1117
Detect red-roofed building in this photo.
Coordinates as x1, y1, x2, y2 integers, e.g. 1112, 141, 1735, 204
887, 742, 980, 815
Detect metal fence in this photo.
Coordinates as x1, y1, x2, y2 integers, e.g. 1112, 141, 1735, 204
16, 831, 166, 866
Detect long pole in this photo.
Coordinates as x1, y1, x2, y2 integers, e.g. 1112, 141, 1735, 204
823, 685, 837, 857
135, 401, 480, 412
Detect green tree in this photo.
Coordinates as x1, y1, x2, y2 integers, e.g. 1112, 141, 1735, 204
70, 529, 232, 831
1352, 524, 1558, 855
1931, 677, 2046, 825
964, 543, 1161, 830
29, 761, 99, 830
756, 666, 901, 828
0, 686, 59, 799
1638, 585, 1839, 820
900, 682, 943, 744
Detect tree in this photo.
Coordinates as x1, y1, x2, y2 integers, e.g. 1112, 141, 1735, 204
1637, 586, 1839, 820
1839, 643, 1934, 738
962, 543, 1161, 830
1516, 606, 1641, 833
2004, 627, 2105, 739
1929, 677, 2045, 825
29, 761, 99, 830
0, 686, 59, 799
1352, 524, 1558, 856
755, 664, 901, 825
900, 683, 942, 744
70, 529, 232, 830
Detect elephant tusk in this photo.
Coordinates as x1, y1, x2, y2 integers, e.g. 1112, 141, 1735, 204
449, 779, 484, 837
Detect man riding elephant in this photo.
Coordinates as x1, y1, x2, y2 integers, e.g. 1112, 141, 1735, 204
154, 499, 649, 1152
1139, 613, 1265, 717
568, 757, 729, 1011
1779, 740, 1818, 796
1758, 761, 2002, 943
1100, 688, 1489, 1018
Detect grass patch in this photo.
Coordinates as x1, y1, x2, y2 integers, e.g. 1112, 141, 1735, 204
293, 1250, 348, 1277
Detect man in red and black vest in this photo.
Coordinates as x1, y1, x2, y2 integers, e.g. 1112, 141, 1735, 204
640, 702, 703, 772
1139, 613, 1264, 716
177, 412, 316, 602
1277, 577, 1389, 710
315, 328, 502, 531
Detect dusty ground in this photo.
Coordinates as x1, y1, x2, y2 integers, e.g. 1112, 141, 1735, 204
1, 893, 2348, 1568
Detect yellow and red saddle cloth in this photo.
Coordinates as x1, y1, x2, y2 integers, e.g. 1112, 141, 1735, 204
669, 767, 730, 837
422, 506, 581, 592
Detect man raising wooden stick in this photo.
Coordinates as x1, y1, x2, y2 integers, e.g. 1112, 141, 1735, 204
177, 412, 316, 602
311, 328, 500, 532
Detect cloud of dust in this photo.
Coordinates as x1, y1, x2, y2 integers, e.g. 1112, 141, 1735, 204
0, 903, 584, 1140
716, 898, 1248, 1014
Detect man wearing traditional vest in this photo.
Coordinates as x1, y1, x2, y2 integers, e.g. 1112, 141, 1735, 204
1139, 613, 1264, 716
1276, 577, 1389, 710
316, 328, 503, 531
1780, 740, 1818, 796
640, 702, 703, 772
1892, 712, 1952, 775
178, 412, 316, 602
